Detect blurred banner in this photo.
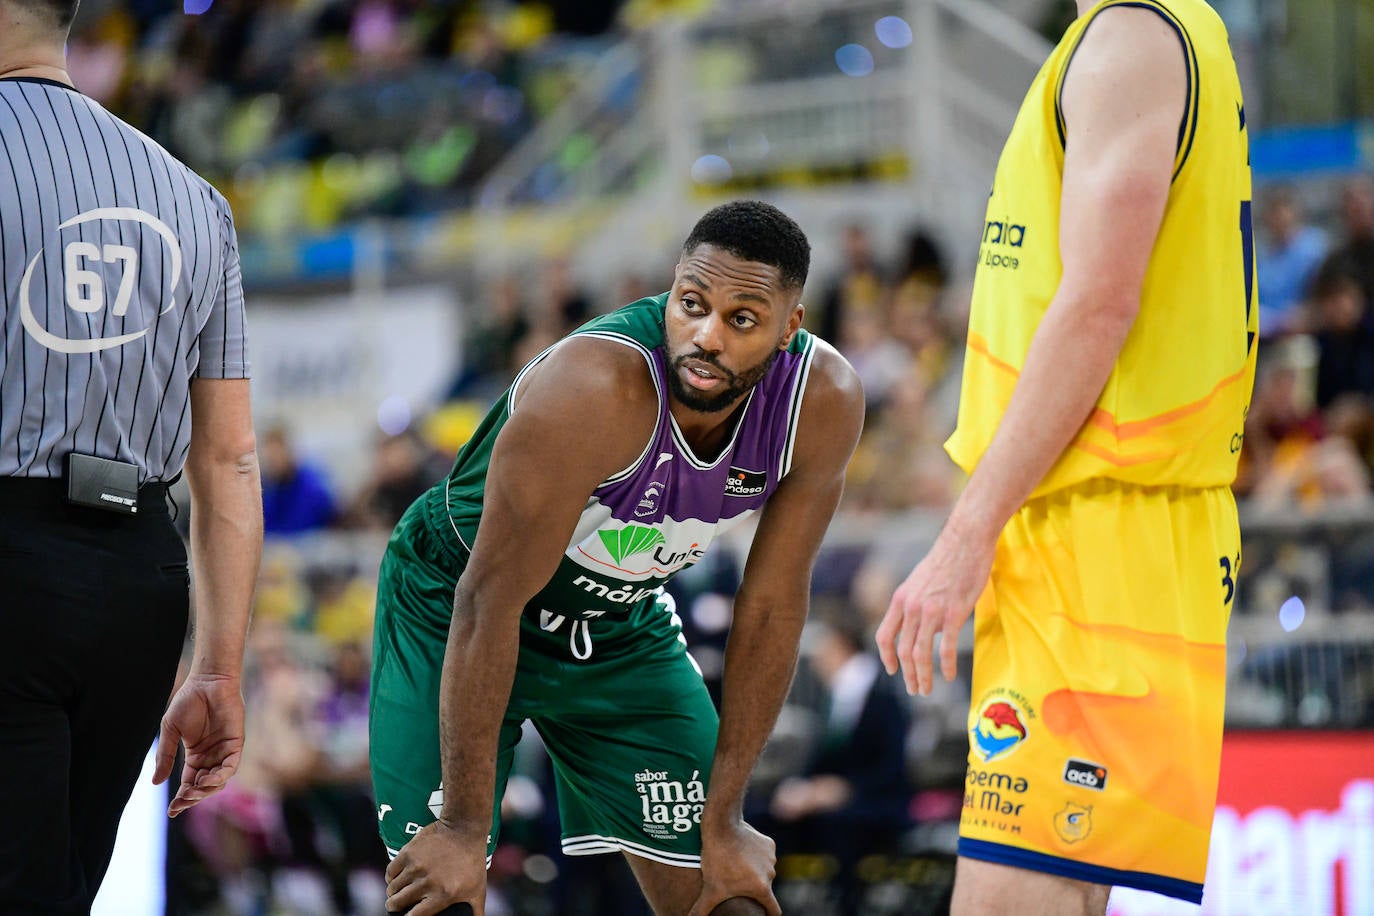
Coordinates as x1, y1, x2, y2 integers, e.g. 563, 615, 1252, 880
1111, 731, 1374, 916
248, 286, 463, 492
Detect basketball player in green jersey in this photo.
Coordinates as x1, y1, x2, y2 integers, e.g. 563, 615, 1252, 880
379, 202, 864, 915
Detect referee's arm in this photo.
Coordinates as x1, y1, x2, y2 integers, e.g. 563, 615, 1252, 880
153, 377, 261, 815
185, 377, 261, 679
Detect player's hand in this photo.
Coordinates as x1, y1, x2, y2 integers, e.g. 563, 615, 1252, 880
385, 820, 487, 916
875, 521, 996, 696
152, 673, 245, 817
689, 819, 781, 916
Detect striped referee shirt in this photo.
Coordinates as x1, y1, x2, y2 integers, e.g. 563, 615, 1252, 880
0, 76, 249, 484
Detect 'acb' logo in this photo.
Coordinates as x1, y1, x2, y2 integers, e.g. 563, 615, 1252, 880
1062, 758, 1108, 791
20, 207, 182, 354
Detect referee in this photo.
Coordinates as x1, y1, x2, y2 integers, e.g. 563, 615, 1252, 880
0, 2, 262, 913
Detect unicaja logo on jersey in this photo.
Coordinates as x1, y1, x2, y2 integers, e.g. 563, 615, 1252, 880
578, 520, 708, 577
20, 208, 183, 354
972, 700, 1029, 762
599, 525, 666, 565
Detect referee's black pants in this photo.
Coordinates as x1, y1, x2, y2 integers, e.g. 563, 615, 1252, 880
0, 481, 188, 915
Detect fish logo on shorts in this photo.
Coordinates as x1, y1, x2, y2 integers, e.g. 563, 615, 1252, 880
971, 700, 1029, 762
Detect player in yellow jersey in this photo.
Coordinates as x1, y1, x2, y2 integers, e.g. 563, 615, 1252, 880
875, 0, 1256, 913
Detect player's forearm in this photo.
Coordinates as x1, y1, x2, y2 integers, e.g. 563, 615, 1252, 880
703, 591, 808, 829
437, 582, 522, 837
950, 289, 1138, 544
186, 449, 263, 679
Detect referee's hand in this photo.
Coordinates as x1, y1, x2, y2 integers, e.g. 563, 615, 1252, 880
152, 673, 245, 817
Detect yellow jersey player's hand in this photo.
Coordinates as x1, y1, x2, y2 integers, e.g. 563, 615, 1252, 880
384, 820, 486, 916
875, 519, 996, 696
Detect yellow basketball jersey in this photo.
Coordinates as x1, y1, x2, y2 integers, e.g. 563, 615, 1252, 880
945, 0, 1258, 496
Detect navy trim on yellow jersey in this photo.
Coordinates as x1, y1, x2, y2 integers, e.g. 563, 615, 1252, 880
1053, 0, 1201, 180
960, 839, 1204, 905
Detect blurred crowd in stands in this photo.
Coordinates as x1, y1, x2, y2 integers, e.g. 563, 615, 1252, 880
156, 173, 1374, 912
1240, 177, 1374, 510
65, 0, 718, 236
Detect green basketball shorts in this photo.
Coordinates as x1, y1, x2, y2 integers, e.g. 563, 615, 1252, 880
369, 498, 719, 868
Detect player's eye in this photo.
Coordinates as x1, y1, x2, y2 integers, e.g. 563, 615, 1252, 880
731, 312, 757, 329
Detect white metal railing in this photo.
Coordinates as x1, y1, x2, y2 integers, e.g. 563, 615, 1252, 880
476, 39, 648, 208
471, 0, 1053, 274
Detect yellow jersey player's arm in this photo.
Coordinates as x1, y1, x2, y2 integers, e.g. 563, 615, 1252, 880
694, 341, 863, 915
876, 6, 1188, 696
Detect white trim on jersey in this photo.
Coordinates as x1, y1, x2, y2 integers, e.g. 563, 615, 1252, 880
443, 476, 474, 553
669, 385, 756, 471
780, 334, 817, 478
561, 833, 702, 868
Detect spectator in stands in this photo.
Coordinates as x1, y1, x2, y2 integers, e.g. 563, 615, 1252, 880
1234, 335, 1325, 499
615, 271, 656, 310
254, 544, 315, 630
1257, 184, 1328, 336
815, 222, 886, 344
281, 640, 386, 916
64, 6, 133, 103
761, 608, 912, 911
343, 428, 446, 530
447, 274, 530, 401
312, 566, 378, 647
1251, 434, 1372, 512
1320, 175, 1374, 311
1311, 268, 1374, 412
845, 366, 957, 513
260, 424, 339, 536
834, 286, 911, 412
536, 256, 596, 332
888, 229, 952, 382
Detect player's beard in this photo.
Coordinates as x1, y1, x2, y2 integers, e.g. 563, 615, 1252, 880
666, 345, 781, 413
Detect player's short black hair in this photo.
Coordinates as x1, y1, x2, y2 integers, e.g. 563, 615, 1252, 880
681, 200, 810, 292
12, 0, 78, 30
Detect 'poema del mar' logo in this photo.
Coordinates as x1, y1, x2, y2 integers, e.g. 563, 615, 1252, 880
598, 525, 666, 565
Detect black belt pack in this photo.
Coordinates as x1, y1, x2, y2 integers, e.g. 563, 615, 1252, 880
65, 453, 141, 515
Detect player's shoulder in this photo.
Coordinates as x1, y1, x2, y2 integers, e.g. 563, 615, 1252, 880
98, 98, 234, 222
782, 334, 863, 477
799, 334, 864, 422
1075, 1, 1191, 72
515, 332, 661, 422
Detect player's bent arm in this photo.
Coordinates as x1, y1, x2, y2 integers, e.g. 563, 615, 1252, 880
945, 7, 1187, 545
435, 337, 658, 838
184, 377, 262, 679
703, 342, 864, 831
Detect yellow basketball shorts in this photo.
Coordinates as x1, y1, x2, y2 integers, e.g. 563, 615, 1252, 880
959, 479, 1238, 903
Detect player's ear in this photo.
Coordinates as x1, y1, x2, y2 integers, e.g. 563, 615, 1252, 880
779, 302, 804, 348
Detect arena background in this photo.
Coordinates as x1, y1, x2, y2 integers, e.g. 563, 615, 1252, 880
62, 0, 1374, 913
